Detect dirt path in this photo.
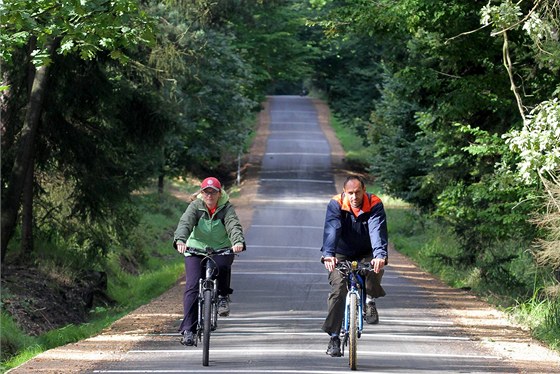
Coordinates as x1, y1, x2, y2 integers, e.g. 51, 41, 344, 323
7, 97, 560, 373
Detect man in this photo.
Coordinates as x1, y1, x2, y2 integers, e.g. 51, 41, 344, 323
321, 175, 388, 357
173, 177, 245, 346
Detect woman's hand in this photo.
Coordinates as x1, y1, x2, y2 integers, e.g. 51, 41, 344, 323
232, 243, 244, 253
176, 241, 187, 254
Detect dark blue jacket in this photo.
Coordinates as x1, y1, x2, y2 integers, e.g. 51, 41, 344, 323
321, 192, 388, 261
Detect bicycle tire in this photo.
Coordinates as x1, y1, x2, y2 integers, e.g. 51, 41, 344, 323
202, 288, 213, 366
348, 292, 358, 370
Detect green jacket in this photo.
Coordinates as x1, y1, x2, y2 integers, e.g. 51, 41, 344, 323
173, 190, 245, 255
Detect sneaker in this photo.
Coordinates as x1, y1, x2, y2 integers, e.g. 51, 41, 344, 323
326, 336, 342, 357
180, 331, 195, 346
218, 296, 230, 317
365, 300, 379, 324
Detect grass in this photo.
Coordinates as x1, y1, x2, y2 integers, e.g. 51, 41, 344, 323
0, 182, 191, 373
329, 114, 370, 170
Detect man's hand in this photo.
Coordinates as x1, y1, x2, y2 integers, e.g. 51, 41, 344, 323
232, 243, 244, 253
371, 258, 385, 273
176, 241, 187, 254
323, 256, 337, 272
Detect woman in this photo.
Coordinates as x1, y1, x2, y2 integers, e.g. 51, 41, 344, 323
173, 177, 245, 346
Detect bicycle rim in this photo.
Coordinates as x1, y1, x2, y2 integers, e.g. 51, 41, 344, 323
202, 289, 213, 366
349, 292, 358, 370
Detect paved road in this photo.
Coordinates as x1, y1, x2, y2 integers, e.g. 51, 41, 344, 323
92, 96, 521, 373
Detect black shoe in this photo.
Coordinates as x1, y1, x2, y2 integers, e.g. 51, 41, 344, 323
326, 336, 342, 357
180, 331, 195, 346
218, 296, 230, 317
365, 300, 379, 324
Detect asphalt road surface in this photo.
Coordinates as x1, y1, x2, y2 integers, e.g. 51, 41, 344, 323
77, 95, 543, 373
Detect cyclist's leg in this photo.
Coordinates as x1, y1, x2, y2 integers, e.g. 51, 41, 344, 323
214, 253, 234, 297
365, 269, 385, 298
321, 254, 348, 335
179, 255, 203, 333
362, 255, 386, 298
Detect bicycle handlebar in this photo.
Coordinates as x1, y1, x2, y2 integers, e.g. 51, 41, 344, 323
320, 257, 372, 271
184, 247, 236, 256
335, 260, 372, 272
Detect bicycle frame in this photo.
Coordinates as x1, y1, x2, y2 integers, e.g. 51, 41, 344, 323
342, 269, 365, 339
338, 260, 370, 360
184, 246, 234, 366
197, 258, 219, 338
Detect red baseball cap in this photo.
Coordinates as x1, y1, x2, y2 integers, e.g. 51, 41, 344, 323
200, 177, 221, 191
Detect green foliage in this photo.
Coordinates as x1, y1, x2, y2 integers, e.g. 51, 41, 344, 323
509, 286, 560, 350
225, 1, 317, 94
0, 312, 35, 364
0, 0, 156, 67
108, 264, 182, 308
505, 99, 560, 184
435, 170, 537, 259
144, 1, 262, 178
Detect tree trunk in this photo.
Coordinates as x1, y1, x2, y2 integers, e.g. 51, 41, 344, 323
21, 159, 35, 259
1, 43, 53, 262
158, 174, 164, 194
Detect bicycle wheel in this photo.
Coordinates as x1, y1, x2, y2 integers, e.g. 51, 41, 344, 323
348, 292, 358, 370
202, 288, 213, 366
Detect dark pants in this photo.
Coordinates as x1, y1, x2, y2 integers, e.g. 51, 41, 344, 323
322, 254, 386, 335
179, 254, 234, 333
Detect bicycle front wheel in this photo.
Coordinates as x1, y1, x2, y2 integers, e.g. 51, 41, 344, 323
202, 289, 213, 366
348, 292, 358, 370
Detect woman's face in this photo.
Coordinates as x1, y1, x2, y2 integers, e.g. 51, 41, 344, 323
201, 188, 220, 208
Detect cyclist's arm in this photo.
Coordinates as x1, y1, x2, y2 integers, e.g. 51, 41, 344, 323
322, 200, 342, 256
173, 202, 199, 252
223, 204, 246, 253
367, 202, 388, 272
322, 199, 343, 271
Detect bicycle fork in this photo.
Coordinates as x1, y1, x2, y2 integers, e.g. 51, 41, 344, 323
197, 263, 218, 342
340, 288, 363, 354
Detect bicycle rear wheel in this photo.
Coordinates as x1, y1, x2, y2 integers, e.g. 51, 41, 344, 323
202, 289, 213, 366
348, 292, 358, 370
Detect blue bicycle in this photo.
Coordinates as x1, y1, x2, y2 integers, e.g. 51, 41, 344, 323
336, 260, 372, 370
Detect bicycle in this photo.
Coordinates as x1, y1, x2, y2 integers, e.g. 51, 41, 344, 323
336, 260, 372, 371
184, 246, 236, 367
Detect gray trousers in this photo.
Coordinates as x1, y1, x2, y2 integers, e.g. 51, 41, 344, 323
321, 254, 386, 335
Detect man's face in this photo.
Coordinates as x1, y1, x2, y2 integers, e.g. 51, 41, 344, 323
344, 179, 365, 209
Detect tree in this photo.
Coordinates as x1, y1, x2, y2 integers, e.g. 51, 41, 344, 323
482, 0, 560, 272
1, 0, 155, 260
310, 0, 559, 284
